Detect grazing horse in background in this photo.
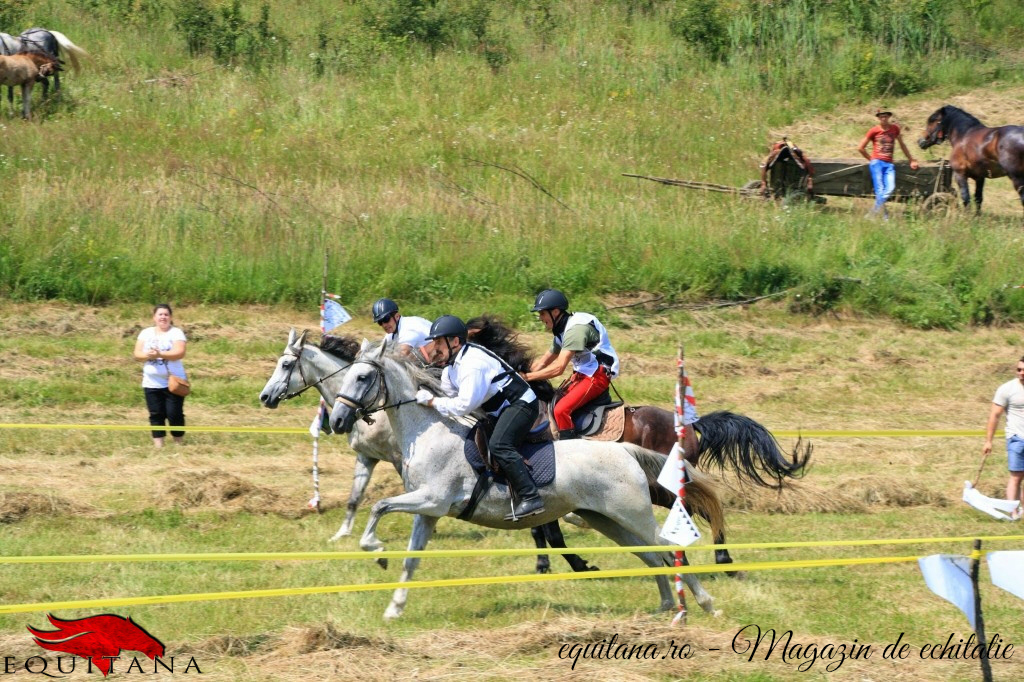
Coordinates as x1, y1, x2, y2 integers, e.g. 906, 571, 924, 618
918, 105, 1024, 222
259, 329, 597, 575
0, 52, 58, 119
329, 342, 724, 620
2, 28, 87, 96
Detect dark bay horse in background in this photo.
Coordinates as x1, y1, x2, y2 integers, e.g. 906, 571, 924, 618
468, 316, 812, 569
918, 105, 1024, 222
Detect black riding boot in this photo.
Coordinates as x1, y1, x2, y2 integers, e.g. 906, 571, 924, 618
502, 459, 545, 521
558, 428, 578, 440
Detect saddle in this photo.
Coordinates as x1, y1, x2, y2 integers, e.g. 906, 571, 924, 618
460, 419, 556, 521
548, 389, 625, 441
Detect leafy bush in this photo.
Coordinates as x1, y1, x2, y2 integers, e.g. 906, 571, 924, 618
669, 0, 728, 62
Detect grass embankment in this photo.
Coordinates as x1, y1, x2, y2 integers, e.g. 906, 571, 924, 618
1, 303, 1023, 680
1, 1, 1024, 328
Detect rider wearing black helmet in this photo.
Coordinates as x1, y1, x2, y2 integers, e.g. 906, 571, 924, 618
416, 315, 546, 521
522, 289, 620, 440
371, 298, 432, 357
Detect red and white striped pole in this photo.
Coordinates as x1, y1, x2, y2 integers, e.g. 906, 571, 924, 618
671, 344, 693, 625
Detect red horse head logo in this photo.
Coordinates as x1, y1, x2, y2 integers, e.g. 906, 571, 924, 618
27, 613, 165, 676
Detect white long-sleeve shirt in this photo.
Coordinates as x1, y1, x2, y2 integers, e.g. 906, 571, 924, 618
434, 344, 536, 418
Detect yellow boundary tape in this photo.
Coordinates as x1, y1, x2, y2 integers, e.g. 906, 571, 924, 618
2, 534, 1022, 565
0, 423, 1004, 437
0, 555, 924, 615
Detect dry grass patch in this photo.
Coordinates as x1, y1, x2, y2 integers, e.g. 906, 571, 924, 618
0, 491, 97, 524
157, 468, 342, 518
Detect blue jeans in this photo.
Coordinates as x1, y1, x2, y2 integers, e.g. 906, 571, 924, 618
869, 159, 896, 212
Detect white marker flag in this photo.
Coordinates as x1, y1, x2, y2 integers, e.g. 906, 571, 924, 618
987, 551, 1024, 601
323, 299, 351, 334
918, 554, 976, 629
657, 443, 696, 494
962, 481, 1021, 520
660, 496, 701, 547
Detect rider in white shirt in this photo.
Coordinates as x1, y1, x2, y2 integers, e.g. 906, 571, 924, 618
415, 315, 545, 521
372, 298, 432, 359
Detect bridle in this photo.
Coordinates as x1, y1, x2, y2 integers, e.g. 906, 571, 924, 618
334, 360, 417, 424
278, 341, 349, 401
921, 117, 946, 148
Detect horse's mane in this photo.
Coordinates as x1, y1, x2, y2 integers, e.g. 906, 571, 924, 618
318, 334, 361, 362
385, 347, 444, 394
466, 314, 555, 402
934, 105, 984, 133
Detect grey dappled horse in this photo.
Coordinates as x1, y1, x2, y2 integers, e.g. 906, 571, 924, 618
258, 329, 595, 573
329, 342, 724, 620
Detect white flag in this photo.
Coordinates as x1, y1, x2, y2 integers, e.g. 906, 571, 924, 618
323, 299, 351, 334
918, 554, 976, 629
962, 481, 1021, 520
657, 443, 696, 494
987, 551, 1024, 601
660, 496, 701, 546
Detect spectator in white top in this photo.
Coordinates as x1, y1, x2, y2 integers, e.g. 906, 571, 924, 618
132, 303, 188, 448
983, 355, 1024, 520
371, 298, 433, 359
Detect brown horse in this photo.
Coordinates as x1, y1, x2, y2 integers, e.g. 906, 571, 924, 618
918, 105, 1024, 222
467, 315, 812, 570
0, 52, 58, 119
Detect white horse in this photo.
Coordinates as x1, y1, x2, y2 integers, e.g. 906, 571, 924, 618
259, 329, 399, 542
329, 342, 723, 620
259, 329, 599, 574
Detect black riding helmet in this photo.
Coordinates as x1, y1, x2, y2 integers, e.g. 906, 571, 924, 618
372, 298, 399, 323
425, 315, 468, 342
530, 288, 569, 313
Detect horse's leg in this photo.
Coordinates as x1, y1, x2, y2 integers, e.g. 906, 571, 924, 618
574, 509, 718, 616
358, 488, 450, 554
974, 176, 986, 214
540, 520, 598, 572
531, 525, 551, 574
382, 514, 439, 620
955, 170, 971, 209
20, 82, 30, 119
329, 453, 378, 541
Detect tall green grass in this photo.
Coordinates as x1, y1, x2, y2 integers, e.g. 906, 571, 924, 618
1, 0, 1023, 328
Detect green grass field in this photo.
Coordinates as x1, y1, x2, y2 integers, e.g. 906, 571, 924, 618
3, 1, 1024, 679
1, 303, 1023, 680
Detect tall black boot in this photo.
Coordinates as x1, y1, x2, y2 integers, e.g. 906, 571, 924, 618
502, 459, 545, 521
558, 428, 577, 440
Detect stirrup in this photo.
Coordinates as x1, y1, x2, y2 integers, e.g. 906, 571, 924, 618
504, 495, 545, 522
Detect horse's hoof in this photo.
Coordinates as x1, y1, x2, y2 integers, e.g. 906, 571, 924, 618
376, 557, 389, 570
712, 609, 724, 618
587, 564, 600, 572
535, 566, 551, 574
383, 606, 403, 620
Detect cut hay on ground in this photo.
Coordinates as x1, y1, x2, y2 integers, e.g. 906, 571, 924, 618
157, 468, 340, 518
0, 491, 97, 523
718, 476, 950, 514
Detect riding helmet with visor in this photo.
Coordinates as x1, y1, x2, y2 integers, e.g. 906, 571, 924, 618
426, 315, 468, 343
372, 298, 399, 324
531, 289, 569, 313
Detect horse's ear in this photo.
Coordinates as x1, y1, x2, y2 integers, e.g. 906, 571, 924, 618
360, 338, 371, 352
372, 340, 387, 361
297, 329, 308, 347
287, 328, 297, 347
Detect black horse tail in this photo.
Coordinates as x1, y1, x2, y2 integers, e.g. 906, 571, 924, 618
693, 411, 811, 489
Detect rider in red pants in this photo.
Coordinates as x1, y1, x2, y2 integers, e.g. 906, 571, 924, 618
521, 289, 621, 440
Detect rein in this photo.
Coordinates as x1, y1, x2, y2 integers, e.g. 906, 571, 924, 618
280, 348, 348, 401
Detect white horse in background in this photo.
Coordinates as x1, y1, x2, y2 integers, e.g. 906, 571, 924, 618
329, 342, 723, 620
259, 329, 399, 542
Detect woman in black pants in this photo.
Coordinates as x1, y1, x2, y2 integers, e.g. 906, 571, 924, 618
132, 304, 188, 447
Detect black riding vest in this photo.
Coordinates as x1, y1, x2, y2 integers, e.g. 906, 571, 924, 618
462, 342, 532, 414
